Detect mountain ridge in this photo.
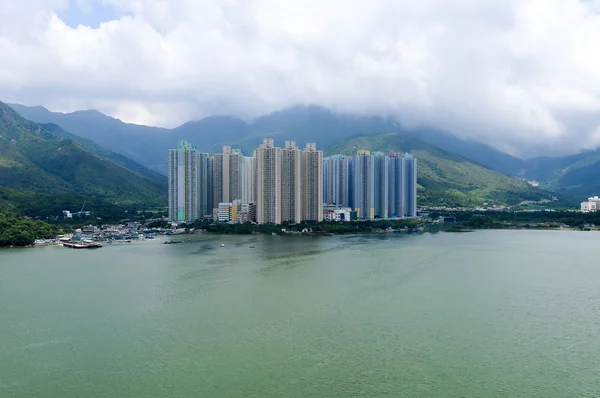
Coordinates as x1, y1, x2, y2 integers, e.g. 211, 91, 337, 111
0, 101, 167, 213
9, 102, 597, 200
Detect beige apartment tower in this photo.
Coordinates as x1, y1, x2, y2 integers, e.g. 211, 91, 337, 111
255, 139, 282, 224
302, 143, 324, 222
281, 141, 302, 224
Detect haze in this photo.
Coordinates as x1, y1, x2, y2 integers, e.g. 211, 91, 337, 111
2, 0, 600, 157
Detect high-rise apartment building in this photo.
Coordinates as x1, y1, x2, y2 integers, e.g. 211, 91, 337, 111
207, 155, 215, 213
353, 150, 375, 219
349, 151, 417, 220
212, 152, 224, 207
301, 143, 324, 222
373, 152, 389, 219
168, 138, 417, 224
402, 154, 418, 217
229, 149, 243, 202
388, 153, 404, 218
197, 152, 210, 218
242, 156, 255, 205
323, 155, 353, 208
255, 138, 282, 224
168, 141, 199, 222
281, 141, 302, 223
212, 146, 245, 210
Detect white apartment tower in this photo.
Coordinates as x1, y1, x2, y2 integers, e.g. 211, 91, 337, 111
168, 141, 199, 222
255, 139, 282, 224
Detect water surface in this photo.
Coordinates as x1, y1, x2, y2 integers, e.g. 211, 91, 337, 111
1, 230, 599, 397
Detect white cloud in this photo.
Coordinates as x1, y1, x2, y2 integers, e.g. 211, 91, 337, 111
1, 0, 600, 156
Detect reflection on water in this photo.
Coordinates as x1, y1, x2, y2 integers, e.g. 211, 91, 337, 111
1, 230, 600, 397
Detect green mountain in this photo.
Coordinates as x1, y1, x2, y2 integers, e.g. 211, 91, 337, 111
10, 103, 594, 201
519, 152, 600, 199
39, 122, 166, 183
326, 133, 549, 207
0, 101, 167, 214
7, 103, 530, 178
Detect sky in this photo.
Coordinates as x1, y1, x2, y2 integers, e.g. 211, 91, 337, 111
2, 0, 600, 157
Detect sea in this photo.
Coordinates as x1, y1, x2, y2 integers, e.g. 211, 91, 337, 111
1, 230, 599, 397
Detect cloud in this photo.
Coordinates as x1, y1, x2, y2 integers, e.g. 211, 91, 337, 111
1, 0, 600, 156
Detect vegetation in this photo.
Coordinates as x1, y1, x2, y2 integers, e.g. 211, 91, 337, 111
183, 218, 425, 235
0, 101, 167, 210
435, 211, 600, 231
9, 104, 407, 174
0, 213, 61, 247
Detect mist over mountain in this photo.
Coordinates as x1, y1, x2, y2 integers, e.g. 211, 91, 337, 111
9, 104, 520, 171
10, 102, 600, 201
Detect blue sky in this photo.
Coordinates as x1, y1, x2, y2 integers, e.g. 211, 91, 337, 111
58, 0, 122, 28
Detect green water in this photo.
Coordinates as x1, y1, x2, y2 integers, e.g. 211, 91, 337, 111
1, 230, 599, 397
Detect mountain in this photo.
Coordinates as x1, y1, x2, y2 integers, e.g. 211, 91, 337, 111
39, 122, 166, 183
9, 104, 410, 174
0, 101, 167, 211
9, 103, 526, 177
404, 126, 526, 176
10, 104, 525, 175
13, 103, 594, 200
326, 133, 548, 207
8, 103, 172, 172
519, 151, 600, 199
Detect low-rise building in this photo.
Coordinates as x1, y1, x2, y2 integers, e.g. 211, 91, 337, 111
323, 206, 352, 222
581, 196, 600, 212
236, 202, 257, 223
218, 202, 236, 222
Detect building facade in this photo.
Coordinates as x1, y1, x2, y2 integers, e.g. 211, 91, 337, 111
402, 154, 418, 217
281, 141, 302, 223
581, 196, 600, 212
168, 141, 199, 222
373, 152, 389, 219
255, 139, 282, 224
168, 139, 417, 224
242, 156, 255, 205
353, 150, 375, 220
302, 143, 324, 222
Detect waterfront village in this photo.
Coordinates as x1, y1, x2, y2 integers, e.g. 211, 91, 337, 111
32, 195, 600, 249
26, 136, 600, 249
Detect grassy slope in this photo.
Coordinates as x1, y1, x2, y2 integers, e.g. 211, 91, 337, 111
326, 133, 547, 207
0, 102, 166, 206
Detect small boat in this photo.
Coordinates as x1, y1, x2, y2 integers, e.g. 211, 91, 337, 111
249, 245, 255, 248
164, 240, 183, 245
63, 242, 102, 249
220, 244, 225, 247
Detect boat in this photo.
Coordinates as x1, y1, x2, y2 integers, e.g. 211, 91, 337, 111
220, 244, 225, 247
164, 240, 183, 245
63, 242, 102, 249
249, 245, 255, 248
